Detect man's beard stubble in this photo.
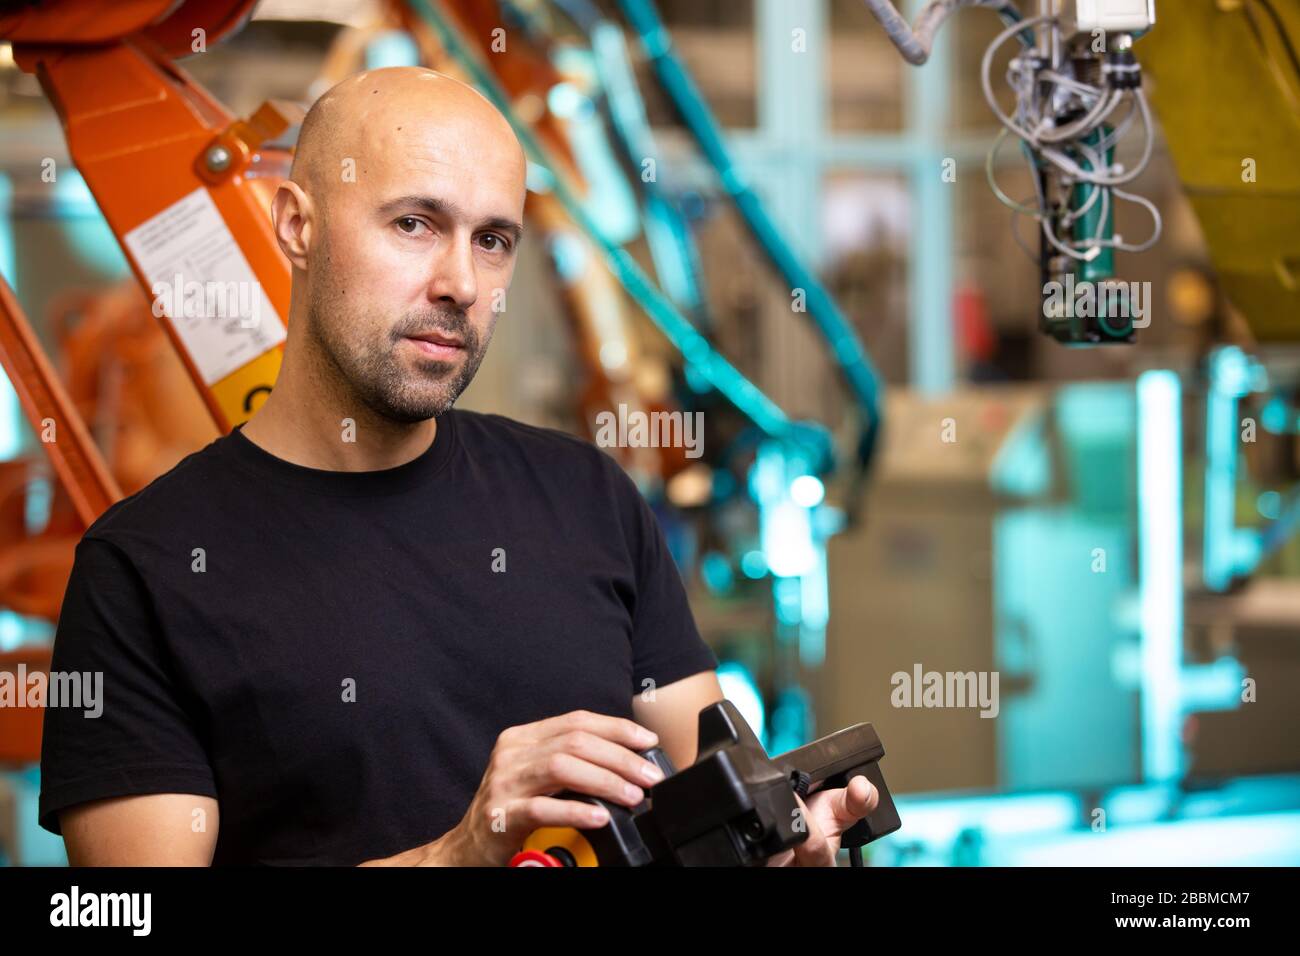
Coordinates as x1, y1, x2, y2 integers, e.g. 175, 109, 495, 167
305, 289, 492, 426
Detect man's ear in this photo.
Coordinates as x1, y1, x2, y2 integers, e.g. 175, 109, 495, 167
271, 181, 313, 270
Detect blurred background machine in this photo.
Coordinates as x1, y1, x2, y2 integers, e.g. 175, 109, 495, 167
0, 0, 1297, 866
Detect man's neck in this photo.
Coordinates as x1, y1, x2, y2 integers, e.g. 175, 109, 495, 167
238, 359, 437, 473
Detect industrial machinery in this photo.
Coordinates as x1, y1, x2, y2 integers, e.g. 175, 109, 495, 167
866, 0, 1161, 344
0, 1, 296, 435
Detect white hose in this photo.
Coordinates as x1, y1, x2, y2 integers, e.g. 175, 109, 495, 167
862, 0, 1014, 65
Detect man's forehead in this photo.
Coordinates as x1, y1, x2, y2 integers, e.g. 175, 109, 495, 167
357, 143, 524, 218
349, 118, 524, 204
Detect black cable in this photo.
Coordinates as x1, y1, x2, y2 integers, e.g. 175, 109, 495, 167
849, 845, 864, 867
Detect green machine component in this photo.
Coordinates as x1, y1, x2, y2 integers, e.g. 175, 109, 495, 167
1072, 127, 1116, 286
1069, 125, 1133, 343
1040, 123, 1135, 346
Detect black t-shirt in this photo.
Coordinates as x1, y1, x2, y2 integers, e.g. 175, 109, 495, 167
38, 409, 716, 865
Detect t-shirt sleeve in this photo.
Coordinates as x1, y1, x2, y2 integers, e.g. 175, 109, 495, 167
38, 535, 217, 836
616, 468, 718, 692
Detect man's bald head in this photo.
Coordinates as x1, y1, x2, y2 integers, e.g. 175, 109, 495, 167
290, 66, 525, 207
270, 66, 529, 426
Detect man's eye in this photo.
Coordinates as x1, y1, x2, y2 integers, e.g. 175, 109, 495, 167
396, 217, 427, 235
478, 233, 508, 253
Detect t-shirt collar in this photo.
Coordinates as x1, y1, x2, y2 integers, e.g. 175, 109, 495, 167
222, 410, 457, 496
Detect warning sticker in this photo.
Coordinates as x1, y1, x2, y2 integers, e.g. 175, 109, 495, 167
124, 188, 286, 385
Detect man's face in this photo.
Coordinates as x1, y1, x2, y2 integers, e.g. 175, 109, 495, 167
304, 106, 526, 423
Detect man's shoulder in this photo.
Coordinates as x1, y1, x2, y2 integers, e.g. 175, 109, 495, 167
82, 433, 232, 543
450, 409, 645, 511
452, 408, 616, 470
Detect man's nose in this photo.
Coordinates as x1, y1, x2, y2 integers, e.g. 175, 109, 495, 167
426, 232, 478, 309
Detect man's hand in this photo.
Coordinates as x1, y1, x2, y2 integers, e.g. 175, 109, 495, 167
765, 775, 880, 867
417, 709, 666, 866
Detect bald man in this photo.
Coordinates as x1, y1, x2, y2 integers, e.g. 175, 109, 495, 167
38, 68, 876, 866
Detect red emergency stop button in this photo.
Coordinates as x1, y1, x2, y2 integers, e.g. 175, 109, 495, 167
509, 849, 563, 867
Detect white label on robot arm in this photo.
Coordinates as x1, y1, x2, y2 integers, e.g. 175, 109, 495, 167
124, 188, 286, 386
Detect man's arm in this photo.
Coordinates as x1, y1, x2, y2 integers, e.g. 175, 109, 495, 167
631, 670, 724, 769
61, 794, 219, 866
40, 536, 222, 863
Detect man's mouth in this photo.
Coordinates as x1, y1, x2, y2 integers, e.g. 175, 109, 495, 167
404, 331, 465, 360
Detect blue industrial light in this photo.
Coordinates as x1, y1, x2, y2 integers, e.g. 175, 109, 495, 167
1136, 370, 1182, 782
789, 474, 825, 508
715, 661, 766, 750
740, 550, 768, 579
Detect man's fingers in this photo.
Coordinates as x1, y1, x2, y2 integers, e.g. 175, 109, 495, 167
543, 730, 666, 789
810, 775, 879, 835
843, 775, 879, 821
512, 795, 611, 833
524, 710, 659, 752
525, 750, 646, 807
790, 794, 834, 867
